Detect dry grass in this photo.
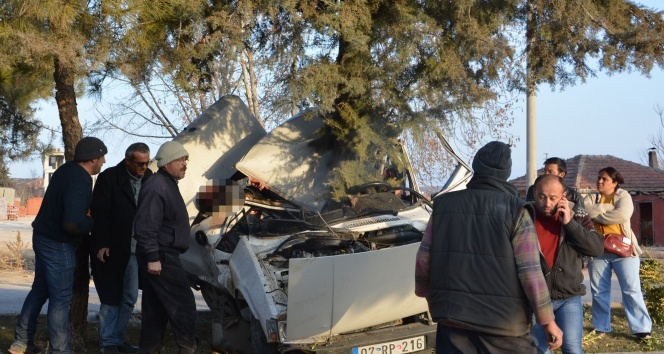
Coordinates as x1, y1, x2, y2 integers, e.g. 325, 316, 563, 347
581, 304, 664, 353
0, 307, 661, 353
1, 246, 663, 352
0, 312, 217, 353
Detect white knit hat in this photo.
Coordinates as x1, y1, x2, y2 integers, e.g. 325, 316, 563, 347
155, 141, 189, 168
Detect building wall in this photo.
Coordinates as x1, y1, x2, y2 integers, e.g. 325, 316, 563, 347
632, 196, 664, 247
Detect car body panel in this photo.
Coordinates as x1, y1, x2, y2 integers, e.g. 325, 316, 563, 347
173, 96, 473, 352
287, 242, 427, 341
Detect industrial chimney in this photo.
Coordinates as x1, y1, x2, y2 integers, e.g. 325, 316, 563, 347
648, 148, 659, 169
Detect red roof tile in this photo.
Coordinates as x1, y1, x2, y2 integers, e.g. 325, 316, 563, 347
510, 155, 664, 193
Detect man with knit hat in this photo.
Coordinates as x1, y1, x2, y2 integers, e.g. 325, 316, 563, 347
9, 136, 107, 354
134, 140, 197, 354
415, 141, 563, 353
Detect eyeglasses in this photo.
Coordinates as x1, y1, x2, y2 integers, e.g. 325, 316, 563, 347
133, 160, 149, 167
174, 156, 189, 164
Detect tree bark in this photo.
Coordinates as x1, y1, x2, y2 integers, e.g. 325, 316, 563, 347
54, 58, 83, 161
54, 57, 88, 346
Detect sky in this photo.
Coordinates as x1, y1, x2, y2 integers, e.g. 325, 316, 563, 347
7, 66, 664, 182
507, 67, 664, 180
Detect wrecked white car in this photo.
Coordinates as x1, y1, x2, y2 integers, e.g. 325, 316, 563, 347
170, 95, 471, 353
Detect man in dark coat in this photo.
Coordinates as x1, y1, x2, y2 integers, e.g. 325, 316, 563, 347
134, 141, 196, 354
529, 174, 604, 354
525, 157, 587, 216
90, 143, 152, 354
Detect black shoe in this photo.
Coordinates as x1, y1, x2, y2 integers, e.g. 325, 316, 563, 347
635, 332, 652, 340
101, 345, 120, 354
116, 341, 139, 353
26, 344, 42, 354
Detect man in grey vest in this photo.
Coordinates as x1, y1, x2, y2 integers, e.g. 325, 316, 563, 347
415, 141, 563, 353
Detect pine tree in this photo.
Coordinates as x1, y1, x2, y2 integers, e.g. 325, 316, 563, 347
0, 0, 124, 345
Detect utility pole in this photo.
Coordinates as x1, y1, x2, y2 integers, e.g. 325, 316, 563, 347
526, 75, 537, 187
525, 0, 537, 187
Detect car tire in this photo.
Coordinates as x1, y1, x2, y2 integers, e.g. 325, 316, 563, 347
200, 282, 242, 325
250, 314, 279, 354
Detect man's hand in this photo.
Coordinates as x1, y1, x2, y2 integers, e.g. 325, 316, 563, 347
97, 248, 110, 262
249, 177, 267, 191
148, 261, 162, 276
576, 214, 595, 230
544, 321, 563, 350
556, 197, 572, 225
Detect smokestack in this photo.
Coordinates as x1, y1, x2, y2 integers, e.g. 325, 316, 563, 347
649, 148, 659, 169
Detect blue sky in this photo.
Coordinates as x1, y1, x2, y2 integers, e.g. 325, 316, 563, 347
506, 67, 664, 180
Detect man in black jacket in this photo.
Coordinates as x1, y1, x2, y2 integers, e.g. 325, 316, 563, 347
134, 141, 196, 354
530, 174, 604, 354
91, 143, 152, 354
9, 137, 107, 354
416, 141, 562, 353
525, 157, 587, 216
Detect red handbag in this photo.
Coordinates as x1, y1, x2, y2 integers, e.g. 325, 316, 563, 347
602, 229, 633, 257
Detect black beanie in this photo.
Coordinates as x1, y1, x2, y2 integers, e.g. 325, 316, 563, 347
74, 137, 108, 162
471, 141, 512, 180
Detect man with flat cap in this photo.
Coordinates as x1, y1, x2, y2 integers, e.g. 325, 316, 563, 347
9, 137, 107, 354
415, 141, 562, 353
134, 141, 196, 354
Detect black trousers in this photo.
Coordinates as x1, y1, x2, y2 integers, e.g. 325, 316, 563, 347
137, 251, 197, 354
436, 324, 536, 354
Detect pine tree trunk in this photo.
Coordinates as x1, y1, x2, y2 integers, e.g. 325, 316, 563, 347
54, 57, 83, 161
54, 57, 89, 346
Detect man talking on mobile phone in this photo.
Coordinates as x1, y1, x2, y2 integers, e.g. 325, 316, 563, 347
525, 157, 588, 218
530, 174, 604, 354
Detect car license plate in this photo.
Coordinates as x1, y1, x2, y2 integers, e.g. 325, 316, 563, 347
352, 335, 426, 354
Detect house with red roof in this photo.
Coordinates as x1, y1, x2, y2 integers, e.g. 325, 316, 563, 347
510, 152, 664, 246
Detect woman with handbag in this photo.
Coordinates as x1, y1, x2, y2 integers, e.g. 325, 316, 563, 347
585, 167, 652, 339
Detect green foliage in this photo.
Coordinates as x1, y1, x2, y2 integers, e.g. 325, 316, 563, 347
525, 0, 664, 89
641, 258, 664, 325
78, 0, 664, 194
251, 0, 664, 193
0, 0, 125, 156
0, 68, 44, 184
4, 0, 664, 195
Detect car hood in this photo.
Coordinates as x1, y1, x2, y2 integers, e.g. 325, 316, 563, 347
149, 95, 267, 220
235, 110, 335, 212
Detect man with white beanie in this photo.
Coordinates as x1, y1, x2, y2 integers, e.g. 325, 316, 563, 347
133, 141, 197, 354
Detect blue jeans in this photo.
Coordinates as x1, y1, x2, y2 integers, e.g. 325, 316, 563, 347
531, 296, 584, 354
589, 253, 652, 334
13, 233, 75, 353
99, 254, 138, 346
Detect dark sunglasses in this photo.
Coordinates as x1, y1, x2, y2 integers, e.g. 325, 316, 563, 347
133, 160, 149, 167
